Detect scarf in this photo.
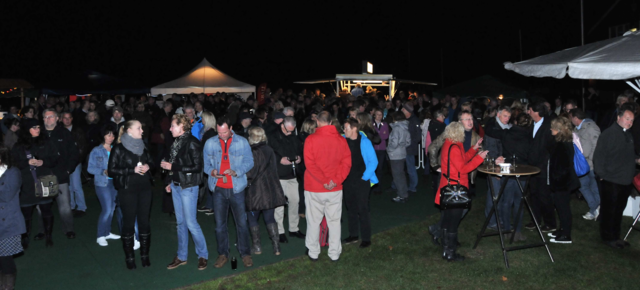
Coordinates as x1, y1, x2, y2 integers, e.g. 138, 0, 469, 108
121, 133, 145, 156
496, 115, 512, 130
169, 133, 189, 163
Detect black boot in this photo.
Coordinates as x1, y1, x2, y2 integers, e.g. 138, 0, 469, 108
428, 224, 441, 246
43, 216, 54, 248
266, 223, 281, 255
444, 231, 465, 262
250, 226, 262, 255
21, 220, 31, 250
139, 233, 151, 267
122, 235, 137, 269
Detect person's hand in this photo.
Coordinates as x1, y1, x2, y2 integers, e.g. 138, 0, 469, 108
35, 160, 43, 167
165, 185, 171, 193
103, 169, 108, 176
295, 156, 301, 164
135, 165, 143, 175
636, 158, 640, 165
436, 168, 441, 173
28, 158, 36, 166
141, 164, 150, 173
495, 156, 505, 165
473, 138, 483, 150
224, 169, 237, 177
161, 161, 172, 170
324, 180, 336, 190
211, 169, 218, 177
477, 150, 489, 160
280, 157, 292, 165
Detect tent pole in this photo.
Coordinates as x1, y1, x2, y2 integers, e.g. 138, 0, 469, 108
20, 88, 24, 108
625, 80, 640, 94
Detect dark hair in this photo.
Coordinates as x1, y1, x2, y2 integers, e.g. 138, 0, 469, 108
20, 105, 34, 116
569, 108, 586, 120
217, 116, 233, 128
457, 110, 472, 120
3, 118, 19, 128
515, 113, 532, 127
529, 101, 548, 116
17, 125, 44, 149
565, 99, 577, 108
344, 118, 359, 130
618, 103, 636, 117
100, 125, 118, 144
0, 144, 12, 168
392, 111, 406, 122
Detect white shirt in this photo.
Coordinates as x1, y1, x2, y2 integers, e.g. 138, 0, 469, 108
533, 117, 544, 138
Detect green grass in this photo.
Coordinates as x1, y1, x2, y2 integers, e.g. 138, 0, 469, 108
185, 196, 640, 290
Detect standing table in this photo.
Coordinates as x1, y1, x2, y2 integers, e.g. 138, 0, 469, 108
473, 164, 554, 268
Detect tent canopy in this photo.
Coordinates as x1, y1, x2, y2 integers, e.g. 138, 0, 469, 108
41, 71, 149, 95
504, 30, 640, 80
434, 75, 527, 100
0, 79, 37, 99
151, 58, 255, 97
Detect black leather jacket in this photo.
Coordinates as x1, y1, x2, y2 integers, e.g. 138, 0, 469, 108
168, 134, 203, 189
108, 143, 154, 190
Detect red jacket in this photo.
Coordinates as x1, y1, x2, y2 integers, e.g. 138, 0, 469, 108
304, 125, 352, 192
436, 140, 484, 205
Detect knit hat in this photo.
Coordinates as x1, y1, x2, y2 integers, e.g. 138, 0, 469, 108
273, 112, 285, 120
238, 112, 253, 121
402, 102, 414, 113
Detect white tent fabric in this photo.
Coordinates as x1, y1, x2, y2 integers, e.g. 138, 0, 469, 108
504, 31, 640, 80
151, 58, 255, 97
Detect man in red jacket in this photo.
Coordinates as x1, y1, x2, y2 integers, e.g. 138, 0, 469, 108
304, 111, 352, 262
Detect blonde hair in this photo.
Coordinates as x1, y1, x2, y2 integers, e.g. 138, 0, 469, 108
248, 126, 268, 145
441, 122, 465, 143
550, 116, 573, 142
85, 111, 100, 124
172, 114, 193, 133
117, 120, 141, 143
201, 111, 217, 132
301, 118, 317, 134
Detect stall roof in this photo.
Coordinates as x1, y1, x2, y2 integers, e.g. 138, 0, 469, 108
295, 74, 437, 86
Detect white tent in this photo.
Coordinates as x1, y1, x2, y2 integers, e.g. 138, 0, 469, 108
504, 30, 640, 92
151, 58, 256, 98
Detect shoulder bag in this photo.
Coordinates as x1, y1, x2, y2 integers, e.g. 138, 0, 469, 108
439, 145, 471, 209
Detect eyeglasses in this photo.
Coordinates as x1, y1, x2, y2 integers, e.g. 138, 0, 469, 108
43, 115, 56, 119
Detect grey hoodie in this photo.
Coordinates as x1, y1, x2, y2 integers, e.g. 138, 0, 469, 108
387, 120, 411, 160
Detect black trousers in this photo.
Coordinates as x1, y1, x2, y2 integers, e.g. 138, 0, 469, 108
298, 175, 305, 215
343, 179, 372, 242
551, 190, 572, 236
21, 202, 53, 220
119, 187, 152, 236
600, 180, 632, 242
374, 150, 387, 177
529, 176, 557, 228
0, 256, 16, 274
442, 208, 465, 233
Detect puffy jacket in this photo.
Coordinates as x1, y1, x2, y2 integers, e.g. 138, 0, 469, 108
0, 167, 26, 240
43, 125, 79, 184
245, 142, 286, 211
107, 143, 154, 190
387, 120, 411, 160
303, 125, 351, 192
203, 132, 254, 194
168, 134, 204, 189
347, 131, 379, 184
436, 140, 483, 205
12, 139, 58, 206
87, 145, 110, 187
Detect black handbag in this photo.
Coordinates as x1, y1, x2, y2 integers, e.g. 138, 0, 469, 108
439, 145, 471, 209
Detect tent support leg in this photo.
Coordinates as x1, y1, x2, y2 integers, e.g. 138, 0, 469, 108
626, 80, 640, 94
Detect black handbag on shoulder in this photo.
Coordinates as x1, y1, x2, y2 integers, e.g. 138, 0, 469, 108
439, 145, 471, 210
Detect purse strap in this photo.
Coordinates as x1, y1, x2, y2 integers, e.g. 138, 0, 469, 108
442, 144, 462, 185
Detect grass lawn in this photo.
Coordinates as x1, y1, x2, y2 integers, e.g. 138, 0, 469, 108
185, 195, 640, 290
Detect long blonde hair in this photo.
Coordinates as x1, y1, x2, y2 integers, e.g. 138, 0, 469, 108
248, 126, 268, 145
117, 120, 140, 143
551, 116, 573, 142
201, 111, 217, 133
441, 122, 465, 143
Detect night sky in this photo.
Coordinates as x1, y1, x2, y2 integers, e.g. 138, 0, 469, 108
1, 1, 636, 94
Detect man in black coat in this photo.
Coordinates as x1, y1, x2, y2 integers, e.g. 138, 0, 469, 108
267, 116, 305, 243
61, 112, 88, 217
400, 103, 421, 194
525, 101, 557, 232
41, 109, 79, 239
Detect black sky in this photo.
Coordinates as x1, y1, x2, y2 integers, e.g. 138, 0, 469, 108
1, 1, 636, 93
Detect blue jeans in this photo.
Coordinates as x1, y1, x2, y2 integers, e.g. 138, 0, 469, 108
213, 187, 251, 257
391, 155, 418, 192
498, 179, 526, 232
171, 184, 208, 260
95, 180, 118, 238
579, 170, 600, 214
248, 209, 276, 228
69, 164, 87, 211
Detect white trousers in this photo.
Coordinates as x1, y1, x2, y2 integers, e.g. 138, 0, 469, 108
305, 190, 343, 261
275, 179, 300, 234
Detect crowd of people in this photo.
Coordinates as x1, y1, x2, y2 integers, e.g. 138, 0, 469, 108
0, 86, 638, 288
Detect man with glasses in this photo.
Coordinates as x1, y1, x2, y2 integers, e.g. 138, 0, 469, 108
268, 116, 305, 243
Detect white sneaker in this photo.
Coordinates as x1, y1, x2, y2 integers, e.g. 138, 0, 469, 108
105, 233, 121, 240
583, 212, 596, 220
134, 239, 140, 250
96, 237, 108, 246
594, 206, 600, 220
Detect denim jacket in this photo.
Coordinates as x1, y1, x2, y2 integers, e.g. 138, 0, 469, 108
203, 132, 254, 193
88, 145, 110, 187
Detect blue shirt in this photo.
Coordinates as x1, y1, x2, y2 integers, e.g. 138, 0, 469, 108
533, 117, 544, 138
576, 119, 585, 130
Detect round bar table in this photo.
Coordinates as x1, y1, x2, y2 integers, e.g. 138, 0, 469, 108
473, 164, 554, 268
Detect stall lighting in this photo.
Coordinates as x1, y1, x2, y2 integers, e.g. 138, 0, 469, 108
351, 80, 383, 83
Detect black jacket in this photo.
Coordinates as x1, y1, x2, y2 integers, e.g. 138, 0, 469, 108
268, 127, 303, 180
406, 113, 421, 156
593, 123, 637, 185
482, 117, 504, 159
501, 125, 531, 165
168, 135, 203, 189
529, 117, 555, 178
549, 141, 580, 192
108, 143, 154, 190
245, 142, 286, 211
428, 120, 446, 143
43, 125, 79, 184
70, 125, 88, 163
84, 123, 102, 154
12, 138, 58, 206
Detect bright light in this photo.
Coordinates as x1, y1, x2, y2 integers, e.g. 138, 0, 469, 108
352, 80, 382, 83
498, 94, 504, 100
367, 62, 373, 74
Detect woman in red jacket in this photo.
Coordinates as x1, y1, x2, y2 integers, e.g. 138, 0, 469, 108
437, 122, 487, 262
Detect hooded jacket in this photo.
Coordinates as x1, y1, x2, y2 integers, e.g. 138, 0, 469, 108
303, 125, 351, 192
387, 120, 411, 160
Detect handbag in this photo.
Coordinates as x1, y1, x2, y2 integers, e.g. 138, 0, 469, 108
35, 174, 59, 198
439, 145, 471, 210
573, 143, 589, 177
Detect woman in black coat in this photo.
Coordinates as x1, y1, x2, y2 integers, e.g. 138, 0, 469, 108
11, 119, 58, 249
245, 127, 286, 256
548, 117, 580, 244
297, 118, 317, 216
0, 144, 25, 289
